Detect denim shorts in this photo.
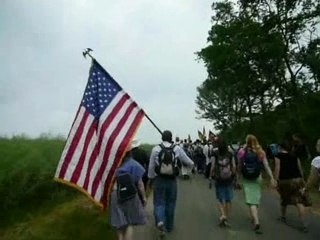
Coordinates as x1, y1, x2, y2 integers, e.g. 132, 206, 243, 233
215, 183, 234, 202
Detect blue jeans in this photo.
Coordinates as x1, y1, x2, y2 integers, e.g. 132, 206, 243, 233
153, 176, 177, 232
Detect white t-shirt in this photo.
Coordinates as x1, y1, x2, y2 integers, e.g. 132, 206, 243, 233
311, 156, 320, 169
311, 156, 320, 191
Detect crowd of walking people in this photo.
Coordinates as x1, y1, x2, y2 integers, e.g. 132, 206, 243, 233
109, 130, 320, 240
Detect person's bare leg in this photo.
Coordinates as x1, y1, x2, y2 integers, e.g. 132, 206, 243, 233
217, 201, 226, 220
117, 229, 124, 240
297, 203, 307, 231
280, 205, 287, 222
250, 205, 259, 225
124, 226, 133, 240
226, 201, 232, 219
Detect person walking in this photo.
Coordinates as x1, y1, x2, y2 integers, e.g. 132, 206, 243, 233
306, 138, 320, 191
204, 141, 214, 178
181, 139, 192, 179
131, 141, 149, 189
209, 137, 236, 227
274, 141, 309, 232
110, 139, 147, 240
237, 134, 277, 234
148, 130, 194, 237
194, 140, 206, 174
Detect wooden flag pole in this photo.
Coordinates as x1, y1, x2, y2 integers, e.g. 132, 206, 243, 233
82, 48, 163, 136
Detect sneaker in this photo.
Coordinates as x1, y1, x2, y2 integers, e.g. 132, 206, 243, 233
254, 224, 262, 234
223, 219, 231, 228
157, 222, 165, 237
219, 217, 226, 227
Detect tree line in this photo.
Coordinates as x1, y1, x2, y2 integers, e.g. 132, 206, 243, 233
196, 0, 320, 150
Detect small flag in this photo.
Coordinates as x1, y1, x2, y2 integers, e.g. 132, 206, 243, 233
202, 127, 206, 140
198, 130, 204, 141
54, 59, 145, 208
208, 130, 215, 140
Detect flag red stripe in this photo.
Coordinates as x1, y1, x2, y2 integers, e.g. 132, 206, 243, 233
70, 119, 98, 184
91, 101, 138, 197
82, 94, 129, 191
101, 110, 144, 205
58, 110, 90, 179
82, 142, 99, 191
55, 106, 81, 177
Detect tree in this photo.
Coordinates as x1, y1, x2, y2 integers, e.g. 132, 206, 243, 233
196, 0, 320, 140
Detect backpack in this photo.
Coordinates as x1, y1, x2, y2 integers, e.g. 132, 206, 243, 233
270, 144, 278, 156
155, 143, 179, 177
215, 152, 234, 183
195, 145, 205, 159
241, 148, 261, 180
116, 172, 137, 203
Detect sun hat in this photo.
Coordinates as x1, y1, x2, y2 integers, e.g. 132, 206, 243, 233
127, 139, 141, 151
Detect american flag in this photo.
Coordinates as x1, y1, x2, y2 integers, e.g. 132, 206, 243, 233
55, 59, 145, 207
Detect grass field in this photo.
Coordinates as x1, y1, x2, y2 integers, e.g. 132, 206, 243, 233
0, 136, 153, 240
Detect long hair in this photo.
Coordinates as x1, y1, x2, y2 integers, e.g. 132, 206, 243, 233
121, 150, 132, 165
245, 134, 263, 154
217, 137, 229, 156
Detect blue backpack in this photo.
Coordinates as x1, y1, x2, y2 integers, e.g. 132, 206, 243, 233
241, 148, 261, 180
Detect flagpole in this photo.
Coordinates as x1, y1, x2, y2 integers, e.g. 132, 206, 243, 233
82, 48, 163, 136
144, 113, 163, 135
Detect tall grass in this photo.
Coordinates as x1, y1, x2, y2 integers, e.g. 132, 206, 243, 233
0, 136, 115, 239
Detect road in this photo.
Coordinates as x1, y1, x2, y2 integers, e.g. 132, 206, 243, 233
135, 174, 320, 240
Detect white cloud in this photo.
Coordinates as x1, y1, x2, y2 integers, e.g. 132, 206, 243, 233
0, 0, 214, 144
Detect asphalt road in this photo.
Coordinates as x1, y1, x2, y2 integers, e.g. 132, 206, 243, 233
134, 174, 320, 240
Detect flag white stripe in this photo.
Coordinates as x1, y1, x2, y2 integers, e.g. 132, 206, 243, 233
55, 107, 85, 178
94, 106, 140, 201
97, 91, 125, 133
87, 97, 133, 194
77, 131, 97, 187
64, 112, 95, 181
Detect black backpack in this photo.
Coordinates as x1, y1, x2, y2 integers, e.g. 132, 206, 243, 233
116, 172, 137, 203
155, 144, 179, 176
241, 148, 261, 180
195, 146, 205, 158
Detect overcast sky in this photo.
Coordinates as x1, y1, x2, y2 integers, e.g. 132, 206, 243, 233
1, 0, 215, 144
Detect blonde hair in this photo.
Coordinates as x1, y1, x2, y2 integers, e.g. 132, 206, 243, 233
245, 134, 263, 154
